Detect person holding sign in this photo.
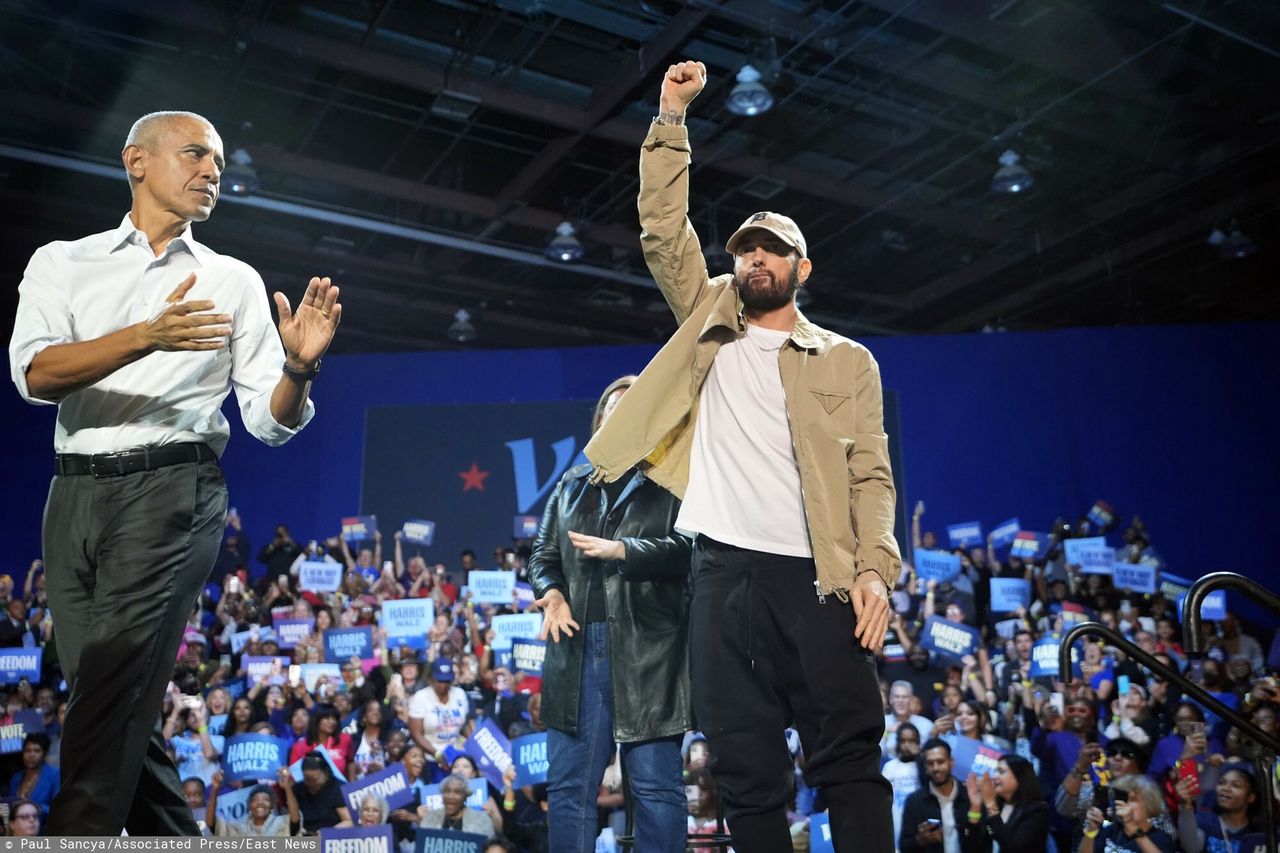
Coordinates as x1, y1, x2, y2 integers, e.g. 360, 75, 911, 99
207, 770, 300, 837
529, 375, 693, 853
9, 109, 343, 835
417, 773, 496, 838
581, 60, 900, 853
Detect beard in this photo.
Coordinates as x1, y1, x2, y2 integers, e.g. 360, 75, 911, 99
735, 264, 800, 312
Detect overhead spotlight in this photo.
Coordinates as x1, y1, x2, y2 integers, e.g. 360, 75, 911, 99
726, 65, 774, 116
545, 221, 584, 263
223, 148, 260, 196
1206, 221, 1257, 259
447, 309, 476, 343
990, 149, 1034, 194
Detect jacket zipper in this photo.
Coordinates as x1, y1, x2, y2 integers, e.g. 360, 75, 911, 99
778, 347, 824, 604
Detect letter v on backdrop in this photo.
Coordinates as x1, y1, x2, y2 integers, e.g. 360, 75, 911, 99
505, 436, 580, 513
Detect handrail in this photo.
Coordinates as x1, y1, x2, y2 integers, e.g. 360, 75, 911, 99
1182, 571, 1280, 654
1060, 621, 1278, 853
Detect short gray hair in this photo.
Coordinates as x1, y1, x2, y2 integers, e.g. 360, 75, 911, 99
124, 110, 212, 150
440, 773, 470, 794
890, 680, 914, 696
1112, 774, 1164, 818
358, 792, 389, 822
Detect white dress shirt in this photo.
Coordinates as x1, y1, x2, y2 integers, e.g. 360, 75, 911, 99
9, 215, 313, 455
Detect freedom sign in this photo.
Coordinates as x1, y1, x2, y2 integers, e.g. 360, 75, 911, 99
401, 519, 436, 546
221, 733, 289, 782
988, 578, 1031, 613
512, 732, 548, 787
415, 828, 487, 853
341, 515, 378, 543
947, 522, 983, 550
492, 613, 543, 651
1010, 531, 1049, 560
0, 648, 41, 683
299, 560, 343, 593
465, 718, 513, 790
1113, 563, 1157, 594
510, 638, 546, 674
273, 618, 314, 650
381, 599, 434, 650
323, 627, 375, 663
341, 762, 414, 813
323, 826, 395, 853
990, 517, 1021, 549
919, 616, 979, 661
915, 550, 961, 583
469, 570, 516, 604
1064, 537, 1106, 566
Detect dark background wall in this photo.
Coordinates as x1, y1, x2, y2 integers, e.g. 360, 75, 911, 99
7, 323, 1278, 617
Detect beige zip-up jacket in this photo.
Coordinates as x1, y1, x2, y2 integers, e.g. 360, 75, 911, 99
583, 122, 902, 599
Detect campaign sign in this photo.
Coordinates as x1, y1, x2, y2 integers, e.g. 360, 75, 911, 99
229, 630, 255, 655
324, 627, 375, 663
222, 676, 247, 701
492, 613, 543, 651
323, 826, 395, 853
990, 517, 1021, 549
289, 744, 344, 782
1088, 500, 1115, 530
915, 550, 961, 583
274, 618, 314, 650
510, 638, 546, 675
382, 599, 434, 650
0, 648, 41, 683
994, 618, 1024, 641
465, 718, 513, 790
469, 570, 517, 604
947, 522, 983, 550
513, 515, 541, 540
1160, 572, 1193, 601
342, 515, 378, 543
244, 655, 291, 687
1064, 537, 1106, 566
514, 581, 535, 611
300, 663, 342, 692
221, 733, 289, 782
918, 616, 979, 661
512, 732, 548, 787
207, 713, 228, 738
1113, 563, 1157, 594
213, 785, 255, 826
300, 560, 343, 593
415, 828, 487, 853
0, 709, 45, 753
950, 737, 1004, 780
809, 811, 834, 853
1058, 601, 1092, 626
1010, 531, 1049, 560
401, 519, 436, 546
988, 578, 1031, 613
340, 763, 414, 813
1029, 635, 1081, 679
417, 777, 488, 812
1078, 546, 1116, 575
1177, 591, 1226, 622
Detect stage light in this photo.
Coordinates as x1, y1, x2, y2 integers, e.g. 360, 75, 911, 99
1207, 221, 1257, 259
990, 149, 1034, 194
447, 309, 476, 343
223, 148, 260, 196
546, 221, 584, 263
726, 65, 774, 116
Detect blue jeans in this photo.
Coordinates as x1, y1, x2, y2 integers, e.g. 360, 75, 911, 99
548, 622, 686, 853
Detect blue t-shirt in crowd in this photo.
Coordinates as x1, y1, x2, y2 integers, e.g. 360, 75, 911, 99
1096, 821, 1176, 852
1194, 812, 1252, 853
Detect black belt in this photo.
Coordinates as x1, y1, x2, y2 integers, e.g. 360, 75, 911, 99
55, 442, 218, 478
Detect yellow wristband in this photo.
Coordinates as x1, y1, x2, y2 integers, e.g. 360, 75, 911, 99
966, 811, 981, 821
197, 726, 208, 734
1084, 828, 1099, 839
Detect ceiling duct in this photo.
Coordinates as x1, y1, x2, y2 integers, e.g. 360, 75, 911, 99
740, 175, 787, 200
431, 90, 482, 122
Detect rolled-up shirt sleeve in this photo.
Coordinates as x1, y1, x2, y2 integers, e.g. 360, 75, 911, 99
229, 267, 314, 446
8, 246, 72, 406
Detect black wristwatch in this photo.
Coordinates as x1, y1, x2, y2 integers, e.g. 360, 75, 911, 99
283, 358, 321, 380
1129, 825, 1148, 839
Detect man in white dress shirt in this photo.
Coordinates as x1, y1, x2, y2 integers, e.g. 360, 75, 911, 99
8, 110, 341, 835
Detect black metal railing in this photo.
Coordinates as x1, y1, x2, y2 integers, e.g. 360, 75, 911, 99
1182, 571, 1280, 654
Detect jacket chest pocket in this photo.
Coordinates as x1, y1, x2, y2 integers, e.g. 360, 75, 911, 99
807, 387, 855, 436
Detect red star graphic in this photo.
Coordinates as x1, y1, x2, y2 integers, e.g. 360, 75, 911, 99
458, 462, 490, 492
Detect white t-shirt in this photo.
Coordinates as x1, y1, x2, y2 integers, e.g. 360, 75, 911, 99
676, 324, 812, 557
881, 757, 920, 844
408, 686, 469, 750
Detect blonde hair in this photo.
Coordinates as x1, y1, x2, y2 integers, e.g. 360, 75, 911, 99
1112, 774, 1164, 818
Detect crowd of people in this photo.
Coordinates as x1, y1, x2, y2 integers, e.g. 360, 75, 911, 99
0, 501, 1275, 851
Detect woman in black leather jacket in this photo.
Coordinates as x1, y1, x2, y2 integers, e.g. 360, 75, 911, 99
529, 375, 692, 853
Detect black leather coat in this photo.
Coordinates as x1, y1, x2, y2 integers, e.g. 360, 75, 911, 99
527, 463, 692, 742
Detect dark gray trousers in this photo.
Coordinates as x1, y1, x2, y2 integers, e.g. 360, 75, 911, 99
42, 460, 227, 835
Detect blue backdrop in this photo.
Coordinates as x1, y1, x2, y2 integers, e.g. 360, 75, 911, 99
6, 323, 1278, 619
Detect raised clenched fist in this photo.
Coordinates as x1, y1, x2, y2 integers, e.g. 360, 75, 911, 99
660, 60, 707, 114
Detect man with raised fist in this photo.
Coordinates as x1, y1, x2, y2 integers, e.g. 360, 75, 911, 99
585, 60, 901, 852
8, 110, 342, 835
